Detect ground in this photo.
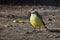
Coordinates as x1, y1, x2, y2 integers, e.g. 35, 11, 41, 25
0, 5, 60, 40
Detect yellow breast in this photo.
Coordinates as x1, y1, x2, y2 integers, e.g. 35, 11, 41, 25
30, 14, 44, 27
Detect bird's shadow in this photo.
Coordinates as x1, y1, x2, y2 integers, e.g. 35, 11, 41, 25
25, 29, 60, 34
49, 29, 60, 33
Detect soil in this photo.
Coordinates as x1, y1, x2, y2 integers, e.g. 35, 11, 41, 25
0, 5, 60, 40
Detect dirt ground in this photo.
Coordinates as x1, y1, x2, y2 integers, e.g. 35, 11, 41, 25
0, 5, 60, 40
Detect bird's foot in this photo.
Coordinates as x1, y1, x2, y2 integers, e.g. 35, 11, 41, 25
32, 30, 42, 33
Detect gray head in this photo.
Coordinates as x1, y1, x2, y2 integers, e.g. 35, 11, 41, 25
31, 8, 39, 15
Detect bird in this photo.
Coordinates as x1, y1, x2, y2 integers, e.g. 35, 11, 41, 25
30, 9, 49, 32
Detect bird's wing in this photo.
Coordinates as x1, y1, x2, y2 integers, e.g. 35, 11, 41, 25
36, 13, 45, 25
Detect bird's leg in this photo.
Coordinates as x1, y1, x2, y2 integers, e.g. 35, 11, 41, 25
26, 27, 37, 34
32, 27, 38, 33
36, 27, 42, 33
32, 27, 42, 33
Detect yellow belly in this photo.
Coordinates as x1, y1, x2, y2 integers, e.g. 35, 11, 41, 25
30, 20, 44, 27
